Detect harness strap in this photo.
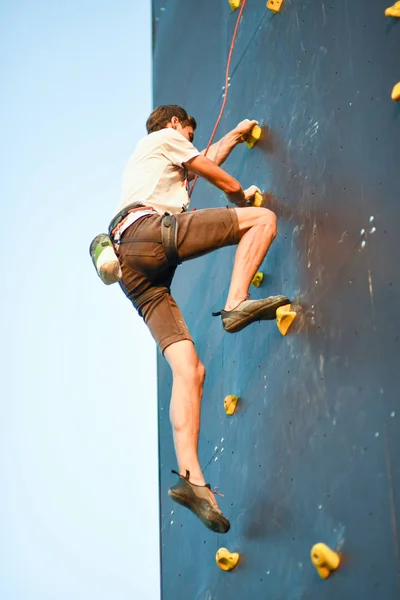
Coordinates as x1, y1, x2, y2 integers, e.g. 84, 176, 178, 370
112, 207, 181, 277
161, 213, 181, 266
108, 202, 145, 237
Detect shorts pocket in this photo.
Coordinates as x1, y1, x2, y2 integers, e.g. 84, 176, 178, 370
120, 240, 167, 275
123, 240, 165, 260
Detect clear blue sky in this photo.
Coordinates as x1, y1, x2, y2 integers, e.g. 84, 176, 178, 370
0, 2, 160, 598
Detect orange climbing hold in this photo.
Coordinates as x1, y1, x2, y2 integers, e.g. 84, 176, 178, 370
276, 304, 297, 336
267, 0, 284, 14
251, 271, 264, 288
229, 0, 241, 11
216, 548, 240, 571
392, 82, 400, 101
385, 2, 400, 17
246, 124, 262, 149
311, 543, 340, 579
224, 395, 239, 415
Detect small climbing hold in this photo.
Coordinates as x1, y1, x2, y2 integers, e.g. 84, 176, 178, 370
216, 547, 240, 571
229, 0, 241, 11
246, 124, 262, 149
253, 191, 263, 207
385, 2, 400, 17
251, 271, 264, 288
267, 0, 284, 14
276, 304, 297, 336
224, 395, 239, 416
311, 543, 340, 579
391, 82, 400, 101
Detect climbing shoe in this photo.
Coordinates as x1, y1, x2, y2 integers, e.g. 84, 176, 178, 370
168, 470, 230, 534
214, 295, 290, 333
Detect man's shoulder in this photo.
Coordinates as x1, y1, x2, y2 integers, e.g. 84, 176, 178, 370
131, 130, 166, 159
150, 128, 181, 142
136, 128, 176, 150
132, 128, 196, 164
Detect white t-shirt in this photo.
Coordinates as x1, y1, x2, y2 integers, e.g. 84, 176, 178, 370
115, 127, 200, 217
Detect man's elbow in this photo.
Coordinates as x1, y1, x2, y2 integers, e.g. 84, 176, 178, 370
222, 179, 242, 195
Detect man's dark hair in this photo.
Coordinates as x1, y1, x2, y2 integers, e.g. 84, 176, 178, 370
146, 105, 197, 134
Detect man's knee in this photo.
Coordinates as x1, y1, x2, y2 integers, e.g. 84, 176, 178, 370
236, 206, 277, 238
183, 359, 205, 387
264, 209, 277, 239
253, 207, 277, 239
197, 361, 206, 385
167, 343, 205, 385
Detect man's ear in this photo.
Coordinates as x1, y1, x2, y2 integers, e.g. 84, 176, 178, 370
170, 116, 179, 129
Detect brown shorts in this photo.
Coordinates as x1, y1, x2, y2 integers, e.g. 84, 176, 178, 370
116, 207, 241, 353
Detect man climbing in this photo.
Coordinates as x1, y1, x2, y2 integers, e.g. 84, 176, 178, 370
109, 105, 289, 533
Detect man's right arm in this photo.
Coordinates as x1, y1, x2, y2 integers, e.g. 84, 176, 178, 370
184, 154, 246, 206
184, 154, 261, 207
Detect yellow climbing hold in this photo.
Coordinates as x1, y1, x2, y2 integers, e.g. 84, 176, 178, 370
224, 395, 239, 416
311, 543, 340, 579
229, 0, 241, 11
216, 548, 240, 571
253, 191, 263, 207
276, 304, 297, 336
251, 271, 264, 288
267, 0, 284, 14
246, 124, 262, 149
392, 82, 400, 101
385, 2, 400, 17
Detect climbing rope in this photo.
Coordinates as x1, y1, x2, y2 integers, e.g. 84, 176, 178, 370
189, 0, 248, 197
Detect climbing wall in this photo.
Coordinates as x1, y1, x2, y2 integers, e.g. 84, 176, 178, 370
152, 1, 400, 598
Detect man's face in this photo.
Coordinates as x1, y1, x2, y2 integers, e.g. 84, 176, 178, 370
168, 116, 194, 143
176, 122, 194, 143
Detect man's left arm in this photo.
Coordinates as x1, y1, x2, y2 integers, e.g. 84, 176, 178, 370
187, 119, 258, 180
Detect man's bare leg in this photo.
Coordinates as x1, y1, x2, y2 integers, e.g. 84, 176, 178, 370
164, 340, 230, 533
164, 339, 222, 512
164, 340, 205, 483
225, 207, 277, 311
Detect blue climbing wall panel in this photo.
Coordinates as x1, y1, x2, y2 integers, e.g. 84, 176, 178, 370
152, 1, 400, 598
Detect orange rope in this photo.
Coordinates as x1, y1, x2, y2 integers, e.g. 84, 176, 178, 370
189, 0, 248, 198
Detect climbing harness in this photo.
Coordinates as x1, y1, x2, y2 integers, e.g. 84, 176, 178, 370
89, 202, 149, 285
160, 213, 181, 266
116, 210, 181, 266
89, 208, 181, 287
108, 201, 147, 238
